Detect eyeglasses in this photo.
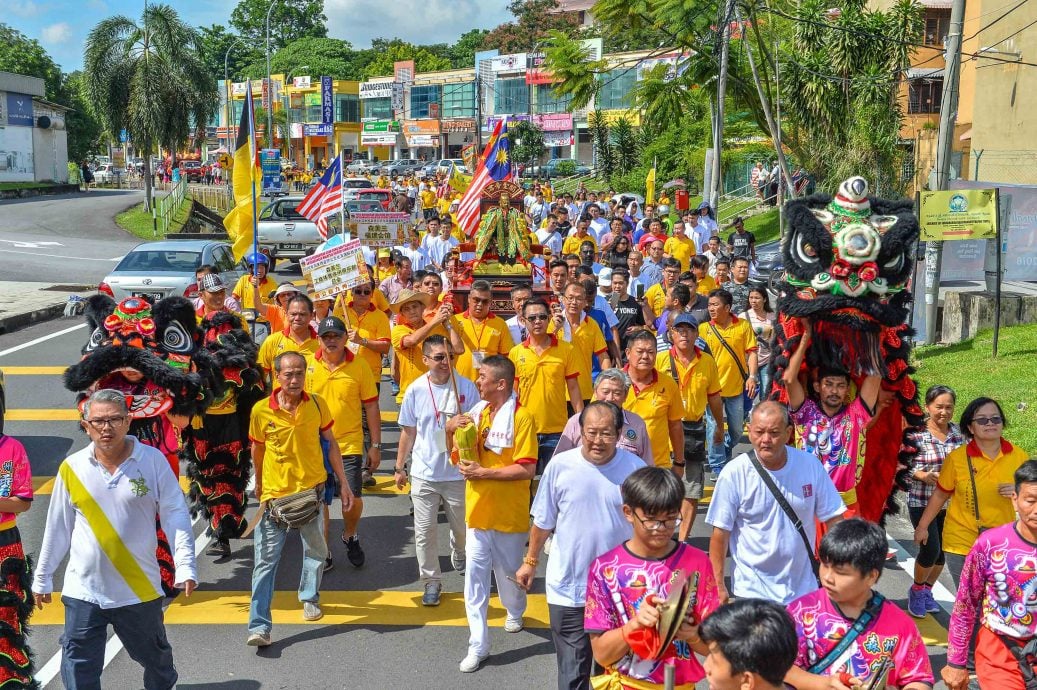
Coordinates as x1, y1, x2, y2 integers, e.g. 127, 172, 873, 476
84, 416, 128, 429
582, 430, 617, 441
973, 416, 1003, 426
525, 313, 550, 322
425, 353, 452, 362
353, 289, 372, 296
632, 511, 682, 531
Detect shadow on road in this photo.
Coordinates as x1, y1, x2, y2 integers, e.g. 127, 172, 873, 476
0, 190, 142, 206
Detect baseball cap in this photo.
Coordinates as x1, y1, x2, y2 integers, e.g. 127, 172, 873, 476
199, 274, 226, 293
597, 268, 613, 287
672, 313, 699, 330
317, 316, 347, 336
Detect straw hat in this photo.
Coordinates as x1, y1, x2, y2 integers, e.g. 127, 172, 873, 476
389, 288, 432, 313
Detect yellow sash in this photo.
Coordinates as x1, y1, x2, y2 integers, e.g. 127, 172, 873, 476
59, 462, 161, 602
590, 670, 696, 690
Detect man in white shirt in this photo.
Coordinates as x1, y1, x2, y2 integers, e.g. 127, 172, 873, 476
397, 228, 430, 272
515, 402, 645, 690
34, 388, 197, 689
684, 210, 711, 254
586, 204, 610, 244
505, 284, 533, 345
424, 217, 457, 271
706, 402, 845, 605
395, 334, 479, 607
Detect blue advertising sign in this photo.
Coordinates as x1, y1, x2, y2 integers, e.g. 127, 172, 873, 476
321, 76, 334, 124
6, 92, 34, 127
119, 129, 129, 143
303, 123, 333, 136
260, 148, 282, 194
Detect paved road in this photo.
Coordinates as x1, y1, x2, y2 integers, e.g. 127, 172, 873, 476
0, 191, 144, 285
0, 316, 954, 689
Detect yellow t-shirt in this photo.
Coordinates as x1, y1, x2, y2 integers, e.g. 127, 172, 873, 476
420, 189, 437, 210
549, 316, 608, 400
391, 322, 427, 404
232, 274, 276, 312
453, 313, 515, 382
508, 335, 580, 434
562, 233, 597, 256
697, 317, 757, 398
623, 369, 685, 468
655, 349, 721, 422
257, 329, 320, 375
465, 404, 538, 533
937, 440, 1030, 555
338, 301, 391, 379
664, 235, 696, 272
645, 282, 669, 317
248, 391, 332, 501
304, 349, 378, 457
696, 275, 717, 296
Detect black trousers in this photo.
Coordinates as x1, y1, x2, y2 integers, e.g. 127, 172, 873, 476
549, 603, 592, 690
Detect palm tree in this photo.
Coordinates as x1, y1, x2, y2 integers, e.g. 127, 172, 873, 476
85, 4, 218, 210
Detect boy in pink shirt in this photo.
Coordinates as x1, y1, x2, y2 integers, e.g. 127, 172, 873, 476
786, 519, 933, 690
584, 466, 720, 688
0, 432, 34, 686
943, 460, 1037, 690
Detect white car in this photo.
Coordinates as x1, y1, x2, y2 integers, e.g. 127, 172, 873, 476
93, 164, 118, 184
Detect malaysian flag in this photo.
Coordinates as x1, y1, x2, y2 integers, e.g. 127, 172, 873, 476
295, 156, 343, 240
457, 118, 513, 238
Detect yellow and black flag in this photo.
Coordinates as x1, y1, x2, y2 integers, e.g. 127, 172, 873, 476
223, 82, 262, 260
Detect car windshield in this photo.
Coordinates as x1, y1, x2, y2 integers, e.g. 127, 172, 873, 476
116, 250, 201, 272
260, 202, 306, 221
344, 179, 373, 188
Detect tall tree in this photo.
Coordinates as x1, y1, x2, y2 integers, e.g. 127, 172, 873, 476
230, 0, 327, 53
481, 0, 582, 54
62, 71, 105, 163
241, 36, 360, 80
510, 120, 545, 171
197, 24, 262, 82
361, 39, 452, 80
84, 3, 219, 210
450, 29, 490, 69
588, 110, 615, 180
0, 23, 63, 98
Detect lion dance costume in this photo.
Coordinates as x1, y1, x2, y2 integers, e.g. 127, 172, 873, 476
0, 432, 37, 688
65, 295, 209, 597
770, 177, 924, 521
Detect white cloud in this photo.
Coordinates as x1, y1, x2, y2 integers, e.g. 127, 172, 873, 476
8, 0, 40, 18
324, 0, 512, 49
41, 22, 73, 45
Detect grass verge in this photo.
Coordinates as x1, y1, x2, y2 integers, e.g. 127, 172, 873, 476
745, 209, 780, 245
0, 181, 61, 191
115, 201, 191, 240
913, 323, 1037, 451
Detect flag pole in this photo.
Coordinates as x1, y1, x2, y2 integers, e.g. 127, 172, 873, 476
338, 149, 345, 240
246, 82, 260, 340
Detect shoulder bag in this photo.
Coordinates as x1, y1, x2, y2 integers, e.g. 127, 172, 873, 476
806, 591, 887, 674
708, 322, 749, 383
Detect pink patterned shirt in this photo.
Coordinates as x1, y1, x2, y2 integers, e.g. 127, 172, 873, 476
584, 542, 719, 685
788, 589, 934, 687
948, 522, 1037, 667
792, 397, 872, 494
0, 435, 33, 527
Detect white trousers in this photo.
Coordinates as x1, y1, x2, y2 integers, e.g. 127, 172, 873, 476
410, 477, 466, 584
464, 527, 527, 656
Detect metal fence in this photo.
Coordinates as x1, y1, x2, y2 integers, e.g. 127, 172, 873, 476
972, 150, 1037, 186
188, 184, 234, 215
153, 179, 188, 237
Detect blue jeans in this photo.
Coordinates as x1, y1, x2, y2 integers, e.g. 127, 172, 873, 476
707, 395, 746, 473
248, 510, 328, 634
61, 595, 176, 690
537, 433, 562, 475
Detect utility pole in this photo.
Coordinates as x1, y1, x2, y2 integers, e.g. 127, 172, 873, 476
475, 73, 483, 153
922, 0, 965, 344
265, 0, 277, 151
711, 0, 736, 210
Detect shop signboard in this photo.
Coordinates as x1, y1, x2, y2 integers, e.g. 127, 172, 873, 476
360, 81, 394, 100
321, 76, 333, 124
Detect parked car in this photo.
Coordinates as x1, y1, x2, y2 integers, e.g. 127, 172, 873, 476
346, 158, 379, 174
93, 164, 119, 184
354, 188, 393, 210
384, 159, 423, 176
98, 239, 243, 302
436, 159, 467, 176
179, 160, 205, 182
256, 197, 337, 264
539, 158, 591, 178
341, 177, 376, 201
752, 239, 786, 294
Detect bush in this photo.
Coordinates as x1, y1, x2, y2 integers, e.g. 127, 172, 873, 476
555, 160, 577, 176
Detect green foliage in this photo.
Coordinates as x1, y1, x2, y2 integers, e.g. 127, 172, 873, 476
611, 116, 637, 175
542, 31, 607, 110
229, 0, 327, 52
449, 30, 490, 69
480, 0, 582, 54
63, 72, 105, 163
271, 36, 357, 79
588, 110, 615, 181
510, 120, 545, 168
361, 39, 452, 80
555, 160, 577, 176
196, 24, 262, 83
253, 106, 288, 149
0, 23, 63, 99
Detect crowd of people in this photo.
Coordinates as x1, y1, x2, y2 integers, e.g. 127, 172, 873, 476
0, 176, 1034, 690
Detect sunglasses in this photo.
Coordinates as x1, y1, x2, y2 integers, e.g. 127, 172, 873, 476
353, 289, 372, 296
525, 314, 550, 322
972, 416, 1003, 426
426, 353, 452, 362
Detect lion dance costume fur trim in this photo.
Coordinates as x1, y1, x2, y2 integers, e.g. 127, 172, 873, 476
770, 177, 925, 522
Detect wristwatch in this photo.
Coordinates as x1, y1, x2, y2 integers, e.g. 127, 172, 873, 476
370, 442, 383, 449
394, 465, 407, 473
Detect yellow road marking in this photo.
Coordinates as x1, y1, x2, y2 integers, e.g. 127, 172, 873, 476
29, 590, 554, 627
0, 366, 68, 375
5, 409, 80, 421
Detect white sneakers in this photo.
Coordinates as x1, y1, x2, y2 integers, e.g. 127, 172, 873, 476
459, 651, 486, 673
504, 615, 524, 633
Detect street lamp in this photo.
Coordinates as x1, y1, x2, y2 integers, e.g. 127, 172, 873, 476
283, 65, 310, 163
224, 37, 245, 162
265, 0, 278, 150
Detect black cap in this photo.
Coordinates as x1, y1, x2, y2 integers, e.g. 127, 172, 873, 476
317, 316, 347, 336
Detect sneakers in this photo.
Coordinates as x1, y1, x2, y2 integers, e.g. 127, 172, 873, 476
207, 539, 230, 558
391, 382, 400, 397
362, 468, 377, 487
907, 585, 928, 618
504, 615, 524, 633
323, 556, 334, 572
422, 582, 442, 606
450, 551, 465, 573
246, 632, 271, 647
459, 651, 486, 673
343, 535, 366, 567
302, 602, 323, 621
923, 586, 941, 613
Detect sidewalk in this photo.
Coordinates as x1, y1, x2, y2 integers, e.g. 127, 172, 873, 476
0, 282, 94, 335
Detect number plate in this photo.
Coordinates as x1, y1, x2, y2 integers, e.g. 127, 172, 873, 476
132, 291, 163, 302
280, 243, 303, 250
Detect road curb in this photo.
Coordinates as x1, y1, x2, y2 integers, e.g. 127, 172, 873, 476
0, 301, 70, 335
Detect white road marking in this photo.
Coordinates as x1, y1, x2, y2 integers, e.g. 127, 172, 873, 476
0, 239, 63, 248
109, 256, 125, 262
0, 323, 85, 358
0, 248, 118, 262
887, 533, 956, 611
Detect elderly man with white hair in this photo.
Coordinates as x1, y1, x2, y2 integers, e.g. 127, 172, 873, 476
552, 368, 653, 463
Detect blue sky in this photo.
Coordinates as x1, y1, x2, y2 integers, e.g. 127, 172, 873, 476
7, 0, 513, 72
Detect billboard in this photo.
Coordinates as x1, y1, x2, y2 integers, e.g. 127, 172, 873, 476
939, 181, 1037, 281
0, 126, 34, 182
260, 149, 282, 194
321, 76, 334, 124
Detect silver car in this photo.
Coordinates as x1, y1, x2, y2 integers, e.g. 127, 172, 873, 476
98, 239, 244, 302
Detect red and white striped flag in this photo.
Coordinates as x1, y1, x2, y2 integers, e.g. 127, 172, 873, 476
295, 156, 343, 240
457, 118, 512, 238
